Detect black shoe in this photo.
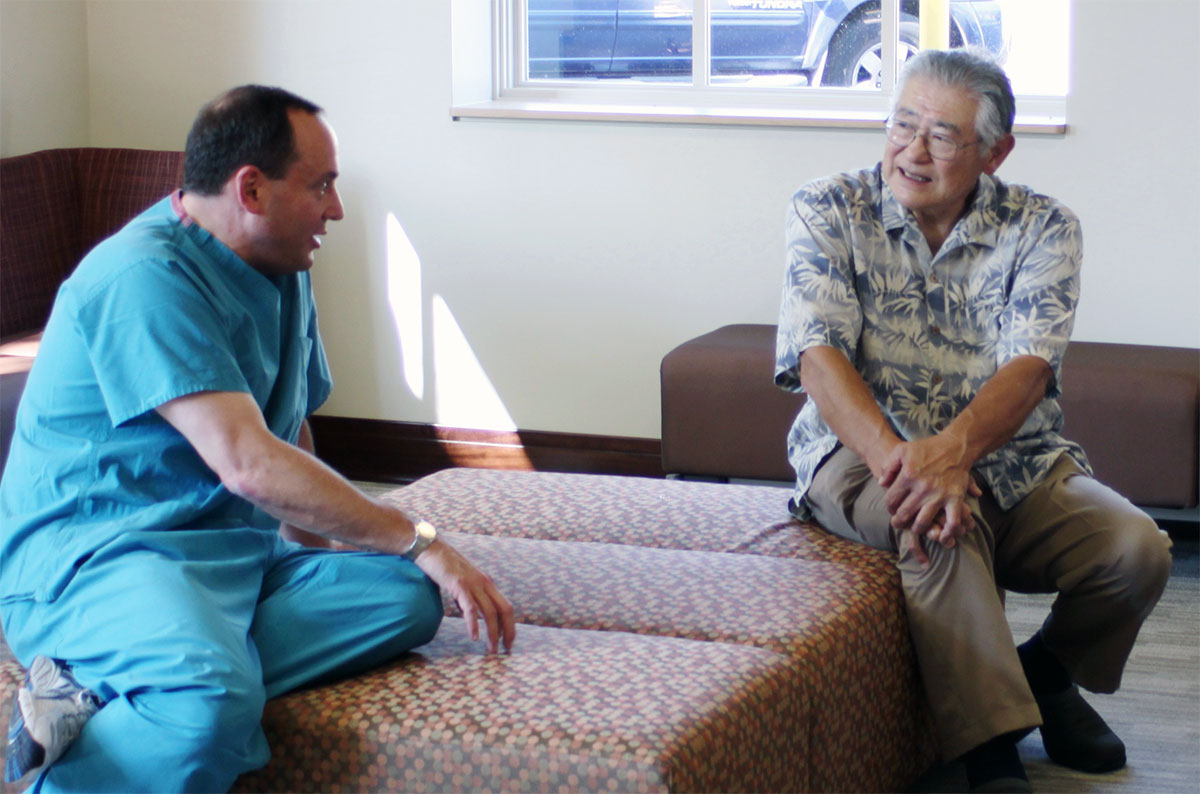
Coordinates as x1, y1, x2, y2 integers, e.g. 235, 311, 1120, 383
1036, 685, 1126, 773
964, 733, 1032, 794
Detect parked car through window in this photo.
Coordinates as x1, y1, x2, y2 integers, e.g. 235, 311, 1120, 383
526, 0, 1004, 88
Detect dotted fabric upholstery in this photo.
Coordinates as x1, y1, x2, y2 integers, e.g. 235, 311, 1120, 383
385, 468, 809, 554
0, 469, 937, 791
235, 620, 807, 793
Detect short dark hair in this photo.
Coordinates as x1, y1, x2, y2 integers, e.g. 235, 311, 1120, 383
894, 48, 1015, 149
183, 85, 323, 196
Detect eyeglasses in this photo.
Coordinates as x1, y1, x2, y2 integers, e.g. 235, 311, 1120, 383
885, 117, 979, 161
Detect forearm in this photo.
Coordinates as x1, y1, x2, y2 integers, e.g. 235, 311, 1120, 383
799, 345, 902, 480
232, 435, 417, 554
938, 355, 1052, 468
278, 420, 345, 548
157, 392, 420, 554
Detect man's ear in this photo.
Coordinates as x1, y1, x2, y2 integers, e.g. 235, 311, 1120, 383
232, 165, 268, 214
982, 133, 1015, 175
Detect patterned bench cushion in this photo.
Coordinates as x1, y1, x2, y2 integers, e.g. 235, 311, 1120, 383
436, 531, 936, 792
234, 619, 806, 793
381, 469, 937, 791
385, 468, 835, 557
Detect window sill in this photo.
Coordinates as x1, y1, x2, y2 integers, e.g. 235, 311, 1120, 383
450, 98, 1066, 135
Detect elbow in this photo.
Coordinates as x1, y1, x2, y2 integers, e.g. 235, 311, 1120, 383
219, 466, 260, 503
1028, 357, 1055, 400
215, 456, 272, 505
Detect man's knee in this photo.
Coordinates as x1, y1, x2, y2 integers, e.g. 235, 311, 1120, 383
1072, 508, 1173, 612
1111, 511, 1173, 604
398, 573, 444, 649
49, 671, 269, 792
168, 689, 268, 785
155, 665, 267, 751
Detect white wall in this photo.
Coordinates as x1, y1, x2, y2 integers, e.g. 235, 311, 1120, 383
4, 0, 1198, 440
0, 0, 88, 156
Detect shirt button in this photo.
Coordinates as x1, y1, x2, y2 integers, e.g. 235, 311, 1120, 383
930, 325, 941, 336
931, 373, 943, 385
929, 273, 940, 284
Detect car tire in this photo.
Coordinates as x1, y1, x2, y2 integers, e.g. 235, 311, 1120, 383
821, 7, 919, 88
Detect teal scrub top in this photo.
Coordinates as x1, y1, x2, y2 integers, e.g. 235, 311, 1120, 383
0, 196, 333, 604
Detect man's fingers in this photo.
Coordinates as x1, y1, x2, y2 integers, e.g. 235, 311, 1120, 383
878, 456, 902, 488
885, 480, 910, 515
479, 592, 502, 654
459, 583, 517, 654
910, 500, 943, 535
418, 540, 515, 654
902, 529, 929, 567
459, 597, 480, 642
495, 590, 517, 652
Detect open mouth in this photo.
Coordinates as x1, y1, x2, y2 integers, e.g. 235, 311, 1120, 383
899, 167, 932, 184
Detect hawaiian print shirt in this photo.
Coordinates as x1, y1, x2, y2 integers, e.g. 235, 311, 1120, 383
775, 163, 1090, 516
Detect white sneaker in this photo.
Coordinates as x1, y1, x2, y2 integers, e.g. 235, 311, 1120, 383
4, 656, 103, 785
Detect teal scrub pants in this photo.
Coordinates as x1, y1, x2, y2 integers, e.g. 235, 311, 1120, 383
3, 527, 443, 793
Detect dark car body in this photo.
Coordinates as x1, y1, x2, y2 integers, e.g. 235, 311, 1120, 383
527, 0, 1003, 87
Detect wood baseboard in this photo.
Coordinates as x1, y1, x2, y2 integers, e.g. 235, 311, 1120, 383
309, 415, 664, 484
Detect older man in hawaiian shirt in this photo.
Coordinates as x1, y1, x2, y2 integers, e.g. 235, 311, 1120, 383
775, 48, 1171, 794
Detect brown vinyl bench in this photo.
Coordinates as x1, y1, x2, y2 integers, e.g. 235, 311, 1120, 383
661, 324, 1199, 519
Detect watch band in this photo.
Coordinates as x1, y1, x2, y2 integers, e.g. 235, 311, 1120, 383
403, 520, 437, 561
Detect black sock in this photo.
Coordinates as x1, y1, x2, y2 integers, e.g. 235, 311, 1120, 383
963, 733, 1028, 790
1017, 630, 1072, 696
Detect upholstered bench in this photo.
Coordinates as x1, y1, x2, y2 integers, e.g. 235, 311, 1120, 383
660, 323, 1200, 516
0, 469, 937, 792
235, 619, 807, 793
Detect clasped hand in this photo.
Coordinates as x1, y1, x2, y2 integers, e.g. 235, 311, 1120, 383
877, 435, 981, 566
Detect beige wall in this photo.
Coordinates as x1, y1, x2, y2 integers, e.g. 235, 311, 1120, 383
0, 0, 88, 156
3, 0, 1198, 439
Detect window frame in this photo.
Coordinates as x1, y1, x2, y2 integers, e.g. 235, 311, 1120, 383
450, 0, 1067, 133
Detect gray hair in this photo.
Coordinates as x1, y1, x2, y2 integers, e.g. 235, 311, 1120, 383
893, 47, 1015, 149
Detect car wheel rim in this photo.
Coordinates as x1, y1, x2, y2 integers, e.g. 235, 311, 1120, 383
853, 41, 919, 89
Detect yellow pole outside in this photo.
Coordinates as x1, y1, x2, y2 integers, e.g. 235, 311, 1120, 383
919, 0, 951, 50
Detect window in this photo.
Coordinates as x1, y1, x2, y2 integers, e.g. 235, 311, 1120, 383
451, 0, 1068, 131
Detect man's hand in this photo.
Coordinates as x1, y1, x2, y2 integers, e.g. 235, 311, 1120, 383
415, 541, 516, 654
879, 435, 982, 566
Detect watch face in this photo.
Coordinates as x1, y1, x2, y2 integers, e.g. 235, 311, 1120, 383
405, 521, 437, 560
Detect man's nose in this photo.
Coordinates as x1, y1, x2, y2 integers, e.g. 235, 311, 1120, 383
907, 132, 934, 162
326, 186, 345, 221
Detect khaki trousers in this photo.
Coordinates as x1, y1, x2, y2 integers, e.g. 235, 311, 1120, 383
803, 447, 1173, 760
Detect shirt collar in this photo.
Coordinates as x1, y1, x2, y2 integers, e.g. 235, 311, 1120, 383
948, 172, 1000, 250
878, 165, 1001, 252
878, 165, 909, 234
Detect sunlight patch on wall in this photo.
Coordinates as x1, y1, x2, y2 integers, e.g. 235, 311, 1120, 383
386, 212, 424, 399
432, 294, 517, 431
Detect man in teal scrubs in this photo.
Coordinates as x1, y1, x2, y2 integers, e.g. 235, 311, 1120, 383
0, 85, 516, 793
